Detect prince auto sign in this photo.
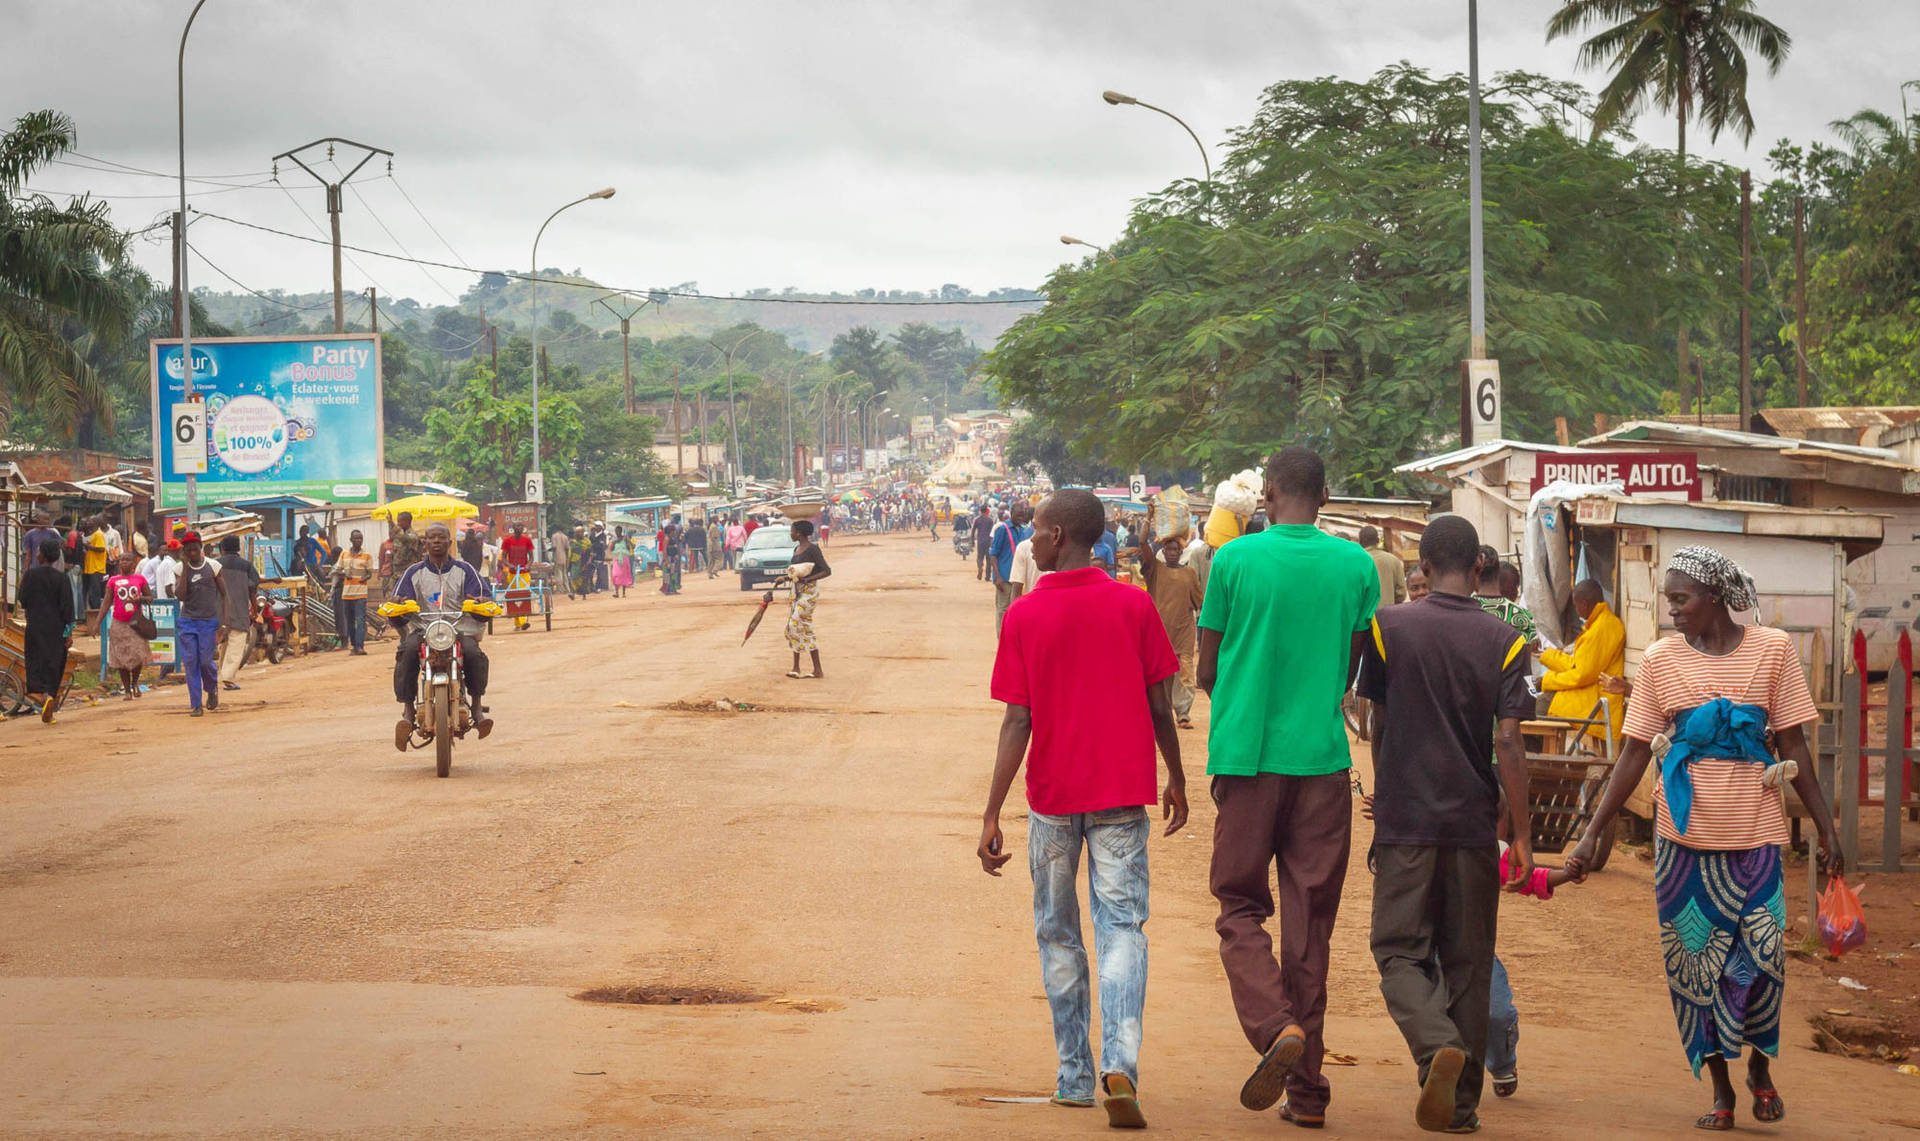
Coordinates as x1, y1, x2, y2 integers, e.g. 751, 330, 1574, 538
1531, 451, 1700, 500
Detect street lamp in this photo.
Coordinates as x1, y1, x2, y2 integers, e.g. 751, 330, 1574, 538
707, 329, 764, 497
781, 350, 825, 487
1103, 89, 1211, 184
529, 187, 614, 547
1059, 234, 1113, 260
177, 0, 209, 523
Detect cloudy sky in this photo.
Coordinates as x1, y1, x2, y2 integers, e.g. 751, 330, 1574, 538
9, 0, 1916, 307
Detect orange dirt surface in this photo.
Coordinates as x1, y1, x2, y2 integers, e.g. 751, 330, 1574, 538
2, 533, 1916, 1138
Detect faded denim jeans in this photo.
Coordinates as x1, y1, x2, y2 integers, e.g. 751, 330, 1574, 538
1486, 955, 1518, 1078
1028, 806, 1150, 1102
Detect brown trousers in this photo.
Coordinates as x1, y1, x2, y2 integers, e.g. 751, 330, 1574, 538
1209, 770, 1353, 1116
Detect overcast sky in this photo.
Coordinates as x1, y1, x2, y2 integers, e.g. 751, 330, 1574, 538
8, 0, 1916, 308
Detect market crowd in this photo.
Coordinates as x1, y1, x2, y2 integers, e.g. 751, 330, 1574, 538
975, 445, 1842, 1135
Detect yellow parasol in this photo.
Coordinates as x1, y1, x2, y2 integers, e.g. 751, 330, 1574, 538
373, 494, 479, 522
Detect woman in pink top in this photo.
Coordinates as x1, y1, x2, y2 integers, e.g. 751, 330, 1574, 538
1566, 547, 1841, 1133
91, 552, 152, 699
724, 518, 747, 572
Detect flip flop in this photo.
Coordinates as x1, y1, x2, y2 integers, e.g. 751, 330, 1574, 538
786, 670, 804, 678
1416, 1046, 1466, 1132
1100, 1073, 1147, 1129
1444, 1115, 1482, 1134
1745, 1075, 1784, 1124
1695, 1108, 1734, 1131
1492, 1072, 1518, 1098
1177, 717, 1194, 730
1049, 1094, 1094, 1109
1241, 1023, 1306, 1111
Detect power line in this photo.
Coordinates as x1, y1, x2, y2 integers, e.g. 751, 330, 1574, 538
272, 180, 393, 299
186, 241, 333, 313
348, 181, 461, 303
189, 207, 1047, 307
390, 175, 473, 269
55, 153, 275, 189
22, 177, 275, 201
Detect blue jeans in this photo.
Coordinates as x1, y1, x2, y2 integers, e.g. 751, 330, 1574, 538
342, 598, 366, 651
1029, 806, 1151, 1101
178, 617, 219, 709
1486, 955, 1518, 1077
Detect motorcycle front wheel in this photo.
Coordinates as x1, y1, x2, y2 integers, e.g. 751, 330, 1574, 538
433, 686, 453, 778
259, 624, 280, 664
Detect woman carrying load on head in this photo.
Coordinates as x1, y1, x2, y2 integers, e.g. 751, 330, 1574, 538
1565, 546, 1842, 1133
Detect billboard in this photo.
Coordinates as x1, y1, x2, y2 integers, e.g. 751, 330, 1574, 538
150, 334, 385, 509
910, 415, 936, 437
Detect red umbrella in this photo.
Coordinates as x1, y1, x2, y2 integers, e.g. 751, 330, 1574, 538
741, 589, 777, 645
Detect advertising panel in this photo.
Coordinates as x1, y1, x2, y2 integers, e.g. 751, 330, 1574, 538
150, 334, 385, 509
910, 415, 936, 437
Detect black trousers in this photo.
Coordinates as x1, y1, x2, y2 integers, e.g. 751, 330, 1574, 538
1370, 843, 1499, 1129
393, 627, 488, 705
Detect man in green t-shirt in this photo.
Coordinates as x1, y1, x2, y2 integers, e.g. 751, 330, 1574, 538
1196, 445, 1378, 1128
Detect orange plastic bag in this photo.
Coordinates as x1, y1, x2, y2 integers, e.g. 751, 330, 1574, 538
1817, 875, 1866, 958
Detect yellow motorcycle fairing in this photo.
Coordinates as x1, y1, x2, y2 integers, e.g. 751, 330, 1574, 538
461, 598, 506, 618
377, 599, 421, 618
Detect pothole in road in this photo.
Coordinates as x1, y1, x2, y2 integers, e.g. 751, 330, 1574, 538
577, 984, 766, 1006
660, 699, 808, 714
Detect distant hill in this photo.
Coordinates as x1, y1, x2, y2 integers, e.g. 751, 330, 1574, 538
191, 275, 1043, 352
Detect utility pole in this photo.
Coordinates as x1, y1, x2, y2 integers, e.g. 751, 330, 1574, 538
271, 137, 392, 334
367, 286, 379, 334
1794, 195, 1810, 405
593, 293, 654, 414
170, 212, 185, 336
1738, 171, 1752, 429
1466, 0, 1486, 360
698, 389, 709, 474
672, 365, 684, 477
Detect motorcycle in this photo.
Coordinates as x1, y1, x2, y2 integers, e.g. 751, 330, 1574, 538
952, 528, 973, 560
252, 590, 298, 664
377, 597, 504, 777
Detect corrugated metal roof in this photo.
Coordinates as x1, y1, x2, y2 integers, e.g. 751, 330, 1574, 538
1581, 420, 1903, 463
1393, 439, 1589, 476
1760, 407, 1920, 437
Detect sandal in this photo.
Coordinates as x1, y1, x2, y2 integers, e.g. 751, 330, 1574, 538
1444, 1116, 1481, 1135
1241, 1023, 1306, 1111
786, 670, 804, 678
1278, 1099, 1325, 1129
1745, 1075, 1784, 1124
1695, 1108, 1734, 1131
1050, 1094, 1094, 1109
1177, 717, 1194, 730
1100, 1073, 1147, 1130
1492, 1072, 1518, 1098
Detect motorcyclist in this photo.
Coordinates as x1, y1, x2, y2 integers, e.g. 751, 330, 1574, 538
388, 519, 493, 746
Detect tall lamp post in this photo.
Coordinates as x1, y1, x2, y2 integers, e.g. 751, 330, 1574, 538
177, 0, 209, 523
781, 350, 825, 486
1102, 90, 1211, 183
707, 330, 764, 497
1467, 0, 1487, 359
530, 187, 615, 549
1059, 234, 1114, 261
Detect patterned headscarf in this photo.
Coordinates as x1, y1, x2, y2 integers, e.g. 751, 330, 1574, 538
1666, 545, 1758, 612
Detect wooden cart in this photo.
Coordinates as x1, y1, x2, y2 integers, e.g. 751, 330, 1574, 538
0, 621, 79, 718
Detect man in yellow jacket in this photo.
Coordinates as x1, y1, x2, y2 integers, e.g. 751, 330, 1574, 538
1542, 580, 1625, 739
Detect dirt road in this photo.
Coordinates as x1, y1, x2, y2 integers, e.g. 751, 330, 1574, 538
3, 534, 1914, 1138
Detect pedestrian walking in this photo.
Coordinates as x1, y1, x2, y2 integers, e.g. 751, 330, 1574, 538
988, 500, 1033, 637
216, 535, 261, 687
547, 525, 574, 600
1196, 446, 1379, 1127
971, 505, 993, 580
783, 520, 831, 678
332, 531, 374, 655
976, 488, 1186, 1129
19, 537, 75, 723
174, 531, 227, 717
92, 551, 152, 700
1355, 514, 1536, 1133
1472, 546, 1536, 644
1136, 526, 1205, 731
610, 527, 634, 597
687, 516, 711, 577
1359, 525, 1407, 606
1565, 546, 1842, 1133
725, 516, 746, 571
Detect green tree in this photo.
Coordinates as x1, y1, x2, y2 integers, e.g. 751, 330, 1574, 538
424, 359, 583, 502
987, 66, 1741, 492
1547, 0, 1792, 394
0, 110, 140, 438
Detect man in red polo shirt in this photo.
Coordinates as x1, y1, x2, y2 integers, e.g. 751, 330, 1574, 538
977, 488, 1187, 1129
499, 523, 535, 631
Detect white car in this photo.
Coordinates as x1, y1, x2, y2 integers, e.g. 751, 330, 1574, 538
738, 526, 798, 590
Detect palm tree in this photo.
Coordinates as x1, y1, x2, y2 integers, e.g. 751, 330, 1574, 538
1547, 1, 1791, 395
0, 109, 140, 439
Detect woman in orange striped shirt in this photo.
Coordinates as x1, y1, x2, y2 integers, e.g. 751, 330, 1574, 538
1566, 546, 1841, 1133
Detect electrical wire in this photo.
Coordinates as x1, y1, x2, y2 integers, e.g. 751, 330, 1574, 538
348, 181, 461, 303
58, 152, 276, 188
272, 180, 394, 299
21, 178, 276, 201
390, 175, 472, 268
190, 208, 1046, 307
186, 241, 333, 312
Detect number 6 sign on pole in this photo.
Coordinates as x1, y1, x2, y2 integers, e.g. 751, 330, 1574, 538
170, 402, 208, 475
1460, 359, 1501, 446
